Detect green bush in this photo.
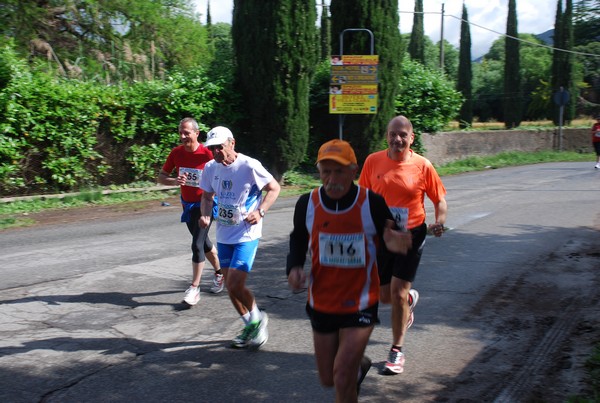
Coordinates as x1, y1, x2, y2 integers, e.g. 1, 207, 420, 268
0, 43, 223, 196
395, 59, 463, 153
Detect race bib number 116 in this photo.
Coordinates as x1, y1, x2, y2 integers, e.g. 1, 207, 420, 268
318, 232, 366, 268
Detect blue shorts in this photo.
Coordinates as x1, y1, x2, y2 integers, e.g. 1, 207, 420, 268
217, 239, 259, 273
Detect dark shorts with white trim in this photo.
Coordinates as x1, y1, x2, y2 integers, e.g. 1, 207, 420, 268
306, 303, 380, 333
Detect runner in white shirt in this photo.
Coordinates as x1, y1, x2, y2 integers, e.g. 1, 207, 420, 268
199, 126, 280, 350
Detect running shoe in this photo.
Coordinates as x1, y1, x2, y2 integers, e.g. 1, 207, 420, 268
405, 289, 419, 330
408, 289, 419, 312
357, 355, 372, 394
595, 163, 600, 169
210, 273, 224, 294
405, 311, 415, 330
248, 311, 269, 349
231, 323, 257, 349
383, 348, 405, 375
183, 285, 200, 305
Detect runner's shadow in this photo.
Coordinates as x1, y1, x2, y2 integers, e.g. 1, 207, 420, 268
0, 290, 182, 309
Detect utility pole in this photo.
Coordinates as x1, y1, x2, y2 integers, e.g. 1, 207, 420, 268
439, 3, 445, 71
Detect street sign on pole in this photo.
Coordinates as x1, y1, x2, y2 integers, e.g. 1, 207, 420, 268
329, 55, 379, 115
331, 28, 376, 139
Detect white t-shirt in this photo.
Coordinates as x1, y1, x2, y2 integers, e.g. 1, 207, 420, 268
200, 153, 274, 244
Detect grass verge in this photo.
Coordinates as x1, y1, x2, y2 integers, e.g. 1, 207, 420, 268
0, 150, 595, 231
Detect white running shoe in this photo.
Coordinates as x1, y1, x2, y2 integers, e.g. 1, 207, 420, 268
231, 324, 255, 349
595, 163, 600, 169
383, 349, 405, 375
210, 273, 224, 294
405, 311, 415, 330
183, 285, 200, 305
248, 312, 269, 349
408, 289, 419, 312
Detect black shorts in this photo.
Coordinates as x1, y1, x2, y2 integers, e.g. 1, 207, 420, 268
306, 303, 380, 333
594, 142, 600, 156
378, 222, 427, 285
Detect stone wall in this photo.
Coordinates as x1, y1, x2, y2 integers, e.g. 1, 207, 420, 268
421, 128, 593, 166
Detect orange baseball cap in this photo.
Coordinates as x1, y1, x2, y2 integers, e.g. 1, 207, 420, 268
316, 139, 357, 166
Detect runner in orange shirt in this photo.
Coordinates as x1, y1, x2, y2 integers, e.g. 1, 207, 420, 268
287, 139, 412, 402
358, 115, 448, 375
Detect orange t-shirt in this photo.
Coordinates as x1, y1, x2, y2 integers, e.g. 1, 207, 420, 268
306, 186, 380, 314
358, 149, 446, 230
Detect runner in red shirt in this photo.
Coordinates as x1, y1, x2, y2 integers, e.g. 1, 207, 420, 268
591, 115, 600, 169
158, 118, 223, 306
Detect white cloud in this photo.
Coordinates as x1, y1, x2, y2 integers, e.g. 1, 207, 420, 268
193, 0, 556, 58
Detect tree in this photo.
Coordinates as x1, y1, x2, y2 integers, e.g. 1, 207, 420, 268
0, 0, 210, 81
329, 0, 402, 163
551, 0, 576, 124
475, 34, 553, 122
438, 40, 459, 79
504, 0, 522, 128
473, 58, 504, 122
551, 0, 565, 124
408, 0, 425, 64
519, 34, 553, 120
231, 0, 318, 179
395, 59, 463, 152
575, 41, 600, 105
319, 0, 331, 61
457, 4, 473, 128
573, 0, 600, 46
563, 0, 576, 122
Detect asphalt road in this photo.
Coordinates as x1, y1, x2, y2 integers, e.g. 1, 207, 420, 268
1, 162, 599, 402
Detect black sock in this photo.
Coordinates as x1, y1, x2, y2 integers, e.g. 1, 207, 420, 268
392, 345, 402, 352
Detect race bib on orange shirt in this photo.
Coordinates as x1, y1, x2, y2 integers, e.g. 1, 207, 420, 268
318, 233, 366, 268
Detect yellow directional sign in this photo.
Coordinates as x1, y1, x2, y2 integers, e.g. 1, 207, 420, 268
329, 55, 379, 114
329, 94, 378, 114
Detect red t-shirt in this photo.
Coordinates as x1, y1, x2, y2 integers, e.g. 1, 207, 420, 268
161, 145, 213, 202
591, 122, 600, 143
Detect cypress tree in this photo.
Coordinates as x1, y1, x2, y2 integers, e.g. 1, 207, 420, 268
231, 0, 318, 179
320, 0, 331, 61
206, 1, 214, 53
551, 0, 563, 125
551, 0, 576, 125
408, 0, 425, 64
503, 0, 522, 128
562, 0, 575, 123
457, 3, 472, 129
329, 0, 402, 163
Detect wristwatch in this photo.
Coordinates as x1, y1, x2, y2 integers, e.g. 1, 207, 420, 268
258, 209, 265, 217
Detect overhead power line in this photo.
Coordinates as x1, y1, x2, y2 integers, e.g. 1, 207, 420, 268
399, 10, 600, 58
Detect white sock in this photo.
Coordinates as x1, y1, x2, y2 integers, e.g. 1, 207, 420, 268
249, 306, 261, 323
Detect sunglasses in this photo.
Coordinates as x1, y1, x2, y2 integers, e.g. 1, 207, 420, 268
208, 144, 225, 152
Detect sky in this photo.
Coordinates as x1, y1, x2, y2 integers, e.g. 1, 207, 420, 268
192, 0, 557, 58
